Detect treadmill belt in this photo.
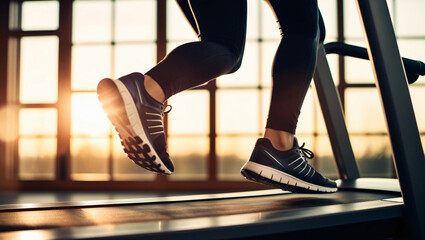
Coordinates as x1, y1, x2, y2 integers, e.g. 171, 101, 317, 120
0, 190, 399, 232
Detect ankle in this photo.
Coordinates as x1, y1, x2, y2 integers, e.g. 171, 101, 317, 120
264, 128, 294, 151
144, 75, 166, 103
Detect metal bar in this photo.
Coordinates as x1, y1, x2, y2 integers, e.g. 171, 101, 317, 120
10, 0, 21, 182
57, 0, 73, 181
313, 45, 360, 180
156, 0, 167, 184
345, 83, 376, 88
336, 0, 346, 109
355, 1, 425, 239
108, 0, 117, 181
17, 103, 58, 108
9, 30, 58, 37
0, 0, 10, 183
208, 80, 217, 181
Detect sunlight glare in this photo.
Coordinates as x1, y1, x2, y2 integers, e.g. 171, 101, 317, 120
71, 93, 110, 137
0, 105, 18, 142
19, 109, 57, 136
16, 231, 47, 240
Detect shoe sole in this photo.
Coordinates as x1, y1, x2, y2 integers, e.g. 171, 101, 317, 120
97, 78, 172, 175
241, 161, 337, 193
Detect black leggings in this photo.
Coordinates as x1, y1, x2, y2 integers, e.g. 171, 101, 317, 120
146, 0, 325, 134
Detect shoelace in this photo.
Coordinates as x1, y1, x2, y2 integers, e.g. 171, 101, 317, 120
163, 104, 172, 114
299, 143, 314, 159
159, 104, 172, 117
147, 105, 172, 136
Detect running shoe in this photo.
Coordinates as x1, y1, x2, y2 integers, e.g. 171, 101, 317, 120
97, 72, 174, 174
241, 138, 337, 193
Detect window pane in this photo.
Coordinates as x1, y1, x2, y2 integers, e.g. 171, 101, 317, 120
115, 0, 156, 41
168, 137, 209, 181
260, 88, 270, 135
343, 0, 364, 39
114, 43, 156, 78
217, 42, 259, 87
217, 136, 257, 180
217, 90, 259, 134
19, 138, 56, 180
246, 1, 259, 40
345, 58, 375, 84
315, 136, 339, 179
20, 36, 58, 103
73, 1, 112, 43
345, 41, 375, 84
398, 40, 425, 64
72, 45, 111, 90
318, 0, 337, 40
410, 86, 425, 132
344, 0, 394, 39
261, 41, 279, 88
21, 1, 59, 31
71, 138, 109, 181
396, 0, 425, 36
351, 136, 394, 178
112, 134, 155, 181
314, 89, 329, 134
19, 108, 57, 136
168, 90, 209, 135
297, 88, 315, 134
261, 3, 281, 40
71, 93, 111, 137
346, 89, 386, 133
167, 0, 198, 41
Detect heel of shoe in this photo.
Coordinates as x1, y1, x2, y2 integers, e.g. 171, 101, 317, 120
97, 78, 131, 127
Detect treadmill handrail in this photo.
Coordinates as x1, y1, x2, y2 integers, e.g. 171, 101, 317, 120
324, 42, 425, 84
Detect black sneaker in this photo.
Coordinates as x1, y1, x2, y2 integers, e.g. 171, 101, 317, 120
241, 138, 337, 193
97, 72, 174, 175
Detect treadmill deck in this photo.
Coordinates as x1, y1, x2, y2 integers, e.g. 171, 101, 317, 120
0, 181, 404, 240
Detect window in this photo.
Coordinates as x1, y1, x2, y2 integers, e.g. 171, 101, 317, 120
71, 0, 157, 181
10, 1, 60, 181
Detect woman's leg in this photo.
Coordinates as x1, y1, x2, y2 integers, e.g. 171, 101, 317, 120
241, 2, 336, 193
145, 0, 247, 102
98, 0, 247, 175
264, 0, 322, 151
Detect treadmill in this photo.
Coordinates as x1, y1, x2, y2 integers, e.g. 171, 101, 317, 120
0, 1, 424, 239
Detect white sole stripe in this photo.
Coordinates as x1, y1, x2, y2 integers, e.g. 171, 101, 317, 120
241, 161, 337, 192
